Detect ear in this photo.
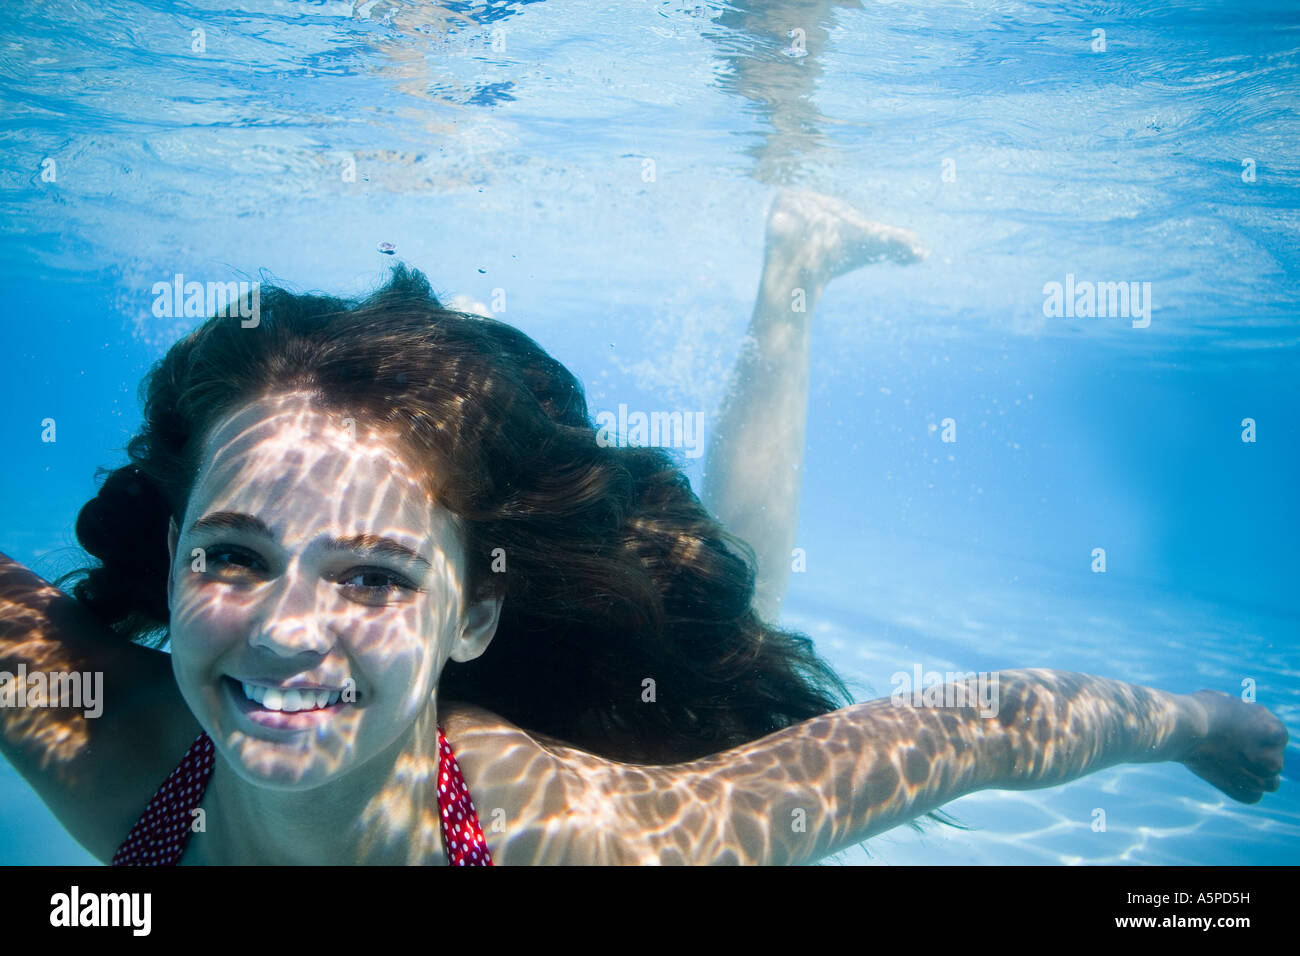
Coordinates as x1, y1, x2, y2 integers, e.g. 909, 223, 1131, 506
449, 591, 504, 664
167, 516, 179, 609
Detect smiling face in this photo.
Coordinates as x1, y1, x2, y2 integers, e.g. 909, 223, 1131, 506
165, 391, 502, 789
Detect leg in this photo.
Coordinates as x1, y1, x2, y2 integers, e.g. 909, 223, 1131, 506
702, 190, 926, 622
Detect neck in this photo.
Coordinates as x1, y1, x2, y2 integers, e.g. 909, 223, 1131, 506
203, 696, 447, 865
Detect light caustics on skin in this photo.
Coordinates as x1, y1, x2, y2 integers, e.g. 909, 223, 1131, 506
0, 555, 191, 857
166, 390, 500, 864
437, 669, 1284, 865
0, 583, 97, 770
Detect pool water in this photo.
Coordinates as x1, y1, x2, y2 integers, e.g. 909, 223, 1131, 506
1, 0, 1296, 865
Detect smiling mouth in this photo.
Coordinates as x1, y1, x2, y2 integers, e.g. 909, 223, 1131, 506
241, 681, 344, 712
224, 676, 360, 724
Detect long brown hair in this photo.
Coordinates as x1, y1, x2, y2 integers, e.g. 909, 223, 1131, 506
63, 265, 857, 766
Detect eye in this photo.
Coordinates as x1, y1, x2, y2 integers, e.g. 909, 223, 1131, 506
194, 546, 417, 604
338, 568, 419, 603
204, 546, 265, 576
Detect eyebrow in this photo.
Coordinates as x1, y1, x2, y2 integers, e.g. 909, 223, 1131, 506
187, 511, 433, 571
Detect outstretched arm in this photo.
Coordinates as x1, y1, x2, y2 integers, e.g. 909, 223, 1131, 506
583, 669, 1286, 865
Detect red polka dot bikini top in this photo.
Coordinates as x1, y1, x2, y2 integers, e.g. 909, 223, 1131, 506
111, 727, 493, 865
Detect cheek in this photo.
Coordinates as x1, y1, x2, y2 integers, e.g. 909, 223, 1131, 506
168, 606, 244, 694
168, 573, 277, 676
346, 611, 446, 722
357, 607, 442, 691
171, 584, 253, 646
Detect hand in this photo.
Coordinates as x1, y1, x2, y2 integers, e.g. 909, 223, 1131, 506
1179, 689, 1288, 804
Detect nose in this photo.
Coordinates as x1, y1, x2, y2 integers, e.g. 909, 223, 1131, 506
249, 618, 333, 659
247, 565, 335, 658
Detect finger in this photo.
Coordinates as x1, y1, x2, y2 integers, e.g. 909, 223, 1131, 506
1230, 787, 1263, 805
1244, 748, 1285, 776
1261, 721, 1288, 748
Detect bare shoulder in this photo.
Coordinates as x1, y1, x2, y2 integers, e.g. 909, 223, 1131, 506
436, 700, 611, 797
436, 701, 676, 864
438, 701, 612, 766
437, 706, 857, 865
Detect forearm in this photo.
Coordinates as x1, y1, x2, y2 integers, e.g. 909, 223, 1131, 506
0, 552, 109, 768
1, 552, 204, 859
0, 552, 171, 773
683, 668, 1204, 865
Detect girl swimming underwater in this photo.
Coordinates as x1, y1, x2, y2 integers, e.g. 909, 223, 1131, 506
0, 191, 1286, 865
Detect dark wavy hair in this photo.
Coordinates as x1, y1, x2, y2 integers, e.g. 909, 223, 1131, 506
58, 264, 856, 767
50, 265, 951, 847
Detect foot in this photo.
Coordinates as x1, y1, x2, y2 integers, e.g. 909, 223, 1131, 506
765, 189, 927, 284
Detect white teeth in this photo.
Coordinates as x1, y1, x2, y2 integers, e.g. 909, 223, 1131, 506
239, 681, 344, 712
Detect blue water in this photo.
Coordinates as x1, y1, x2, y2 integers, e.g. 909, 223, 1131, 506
1, 0, 1297, 864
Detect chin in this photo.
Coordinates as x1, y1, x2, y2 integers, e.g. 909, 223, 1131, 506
220, 734, 353, 790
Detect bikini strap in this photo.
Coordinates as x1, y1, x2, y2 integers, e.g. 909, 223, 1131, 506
111, 731, 215, 866
113, 727, 492, 865
436, 725, 493, 865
